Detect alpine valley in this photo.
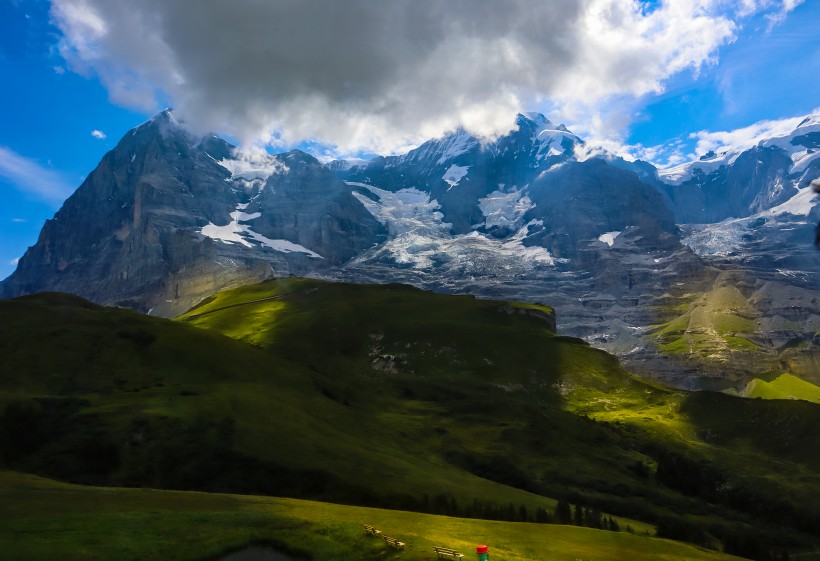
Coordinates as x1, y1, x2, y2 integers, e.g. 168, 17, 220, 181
2, 109, 820, 561
2, 110, 818, 391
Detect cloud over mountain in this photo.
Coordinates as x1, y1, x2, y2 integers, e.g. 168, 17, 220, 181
690, 110, 820, 156
52, 0, 800, 154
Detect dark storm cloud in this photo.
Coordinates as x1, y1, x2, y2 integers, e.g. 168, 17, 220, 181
51, 0, 754, 153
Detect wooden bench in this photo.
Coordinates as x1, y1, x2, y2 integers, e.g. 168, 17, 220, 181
383, 536, 405, 549
363, 524, 382, 536
433, 546, 464, 559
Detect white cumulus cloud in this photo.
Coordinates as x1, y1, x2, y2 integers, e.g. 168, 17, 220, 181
51, 0, 803, 155
690, 109, 819, 156
91, 129, 106, 140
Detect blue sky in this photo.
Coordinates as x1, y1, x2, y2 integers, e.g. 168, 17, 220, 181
1, 0, 819, 281
626, 1, 820, 157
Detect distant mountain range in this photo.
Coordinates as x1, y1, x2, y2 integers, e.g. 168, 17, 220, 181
2, 110, 818, 390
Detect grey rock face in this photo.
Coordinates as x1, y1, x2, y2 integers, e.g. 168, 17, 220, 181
660, 146, 796, 223
2, 112, 243, 312
0, 111, 386, 315
657, 116, 820, 297
524, 159, 679, 256
246, 150, 386, 263
2, 110, 817, 390
343, 113, 583, 235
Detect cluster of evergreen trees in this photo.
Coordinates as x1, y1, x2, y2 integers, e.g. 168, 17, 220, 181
554, 499, 624, 532
407, 494, 552, 524
408, 495, 625, 531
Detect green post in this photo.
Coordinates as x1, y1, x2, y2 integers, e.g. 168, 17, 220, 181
477, 545, 489, 561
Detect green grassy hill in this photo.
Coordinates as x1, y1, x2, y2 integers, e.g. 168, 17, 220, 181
1, 280, 819, 560
0, 471, 746, 561
739, 374, 820, 404
647, 270, 820, 390
651, 278, 758, 355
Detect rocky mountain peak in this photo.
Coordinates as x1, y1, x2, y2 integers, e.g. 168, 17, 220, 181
795, 113, 820, 130
516, 112, 576, 138
280, 148, 322, 167
2, 110, 816, 392
519, 111, 550, 123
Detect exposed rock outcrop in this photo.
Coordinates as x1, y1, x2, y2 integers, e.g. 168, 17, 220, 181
2, 111, 817, 390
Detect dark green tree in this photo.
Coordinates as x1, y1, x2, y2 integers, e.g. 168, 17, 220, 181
573, 504, 584, 526
590, 508, 604, 529
555, 499, 572, 524
535, 507, 551, 523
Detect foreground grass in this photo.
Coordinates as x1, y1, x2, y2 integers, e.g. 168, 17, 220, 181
0, 471, 742, 561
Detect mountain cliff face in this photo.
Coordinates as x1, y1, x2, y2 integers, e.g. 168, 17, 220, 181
654, 117, 820, 295
1, 112, 385, 315
339, 114, 583, 234
660, 115, 820, 223
338, 113, 689, 285
1, 110, 817, 389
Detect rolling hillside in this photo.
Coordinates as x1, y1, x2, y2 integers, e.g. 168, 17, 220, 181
1, 280, 819, 559
645, 270, 820, 390
0, 471, 746, 561
739, 373, 820, 404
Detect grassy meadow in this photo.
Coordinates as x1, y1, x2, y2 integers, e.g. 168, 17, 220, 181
0, 471, 744, 561
1, 279, 819, 560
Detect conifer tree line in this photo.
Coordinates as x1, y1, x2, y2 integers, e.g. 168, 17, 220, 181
407, 494, 622, 531
554, 498, 623, 532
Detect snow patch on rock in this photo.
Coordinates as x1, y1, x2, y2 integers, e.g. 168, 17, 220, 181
478, 188, 534, 230
443, 164, 470, 189
679, 219, 748, 257
200, 203, 322, 258
598, 231, 621, 247
348, 182, 555, 270
435, 129, 479, 165
762, 185, 818, 217
217, 150, 289, 186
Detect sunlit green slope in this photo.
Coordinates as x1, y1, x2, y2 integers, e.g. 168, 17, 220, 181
0, 471, 745, 561
740, 373, 820, 404
648, 270, 820, 390
1, 280, 819, 559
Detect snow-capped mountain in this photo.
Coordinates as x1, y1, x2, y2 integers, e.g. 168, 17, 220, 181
658, 114, 820, 222
1, 110, 817, 390
337, 113, 584, 233
653, 115, 820, 288
0, 111, 385, 315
